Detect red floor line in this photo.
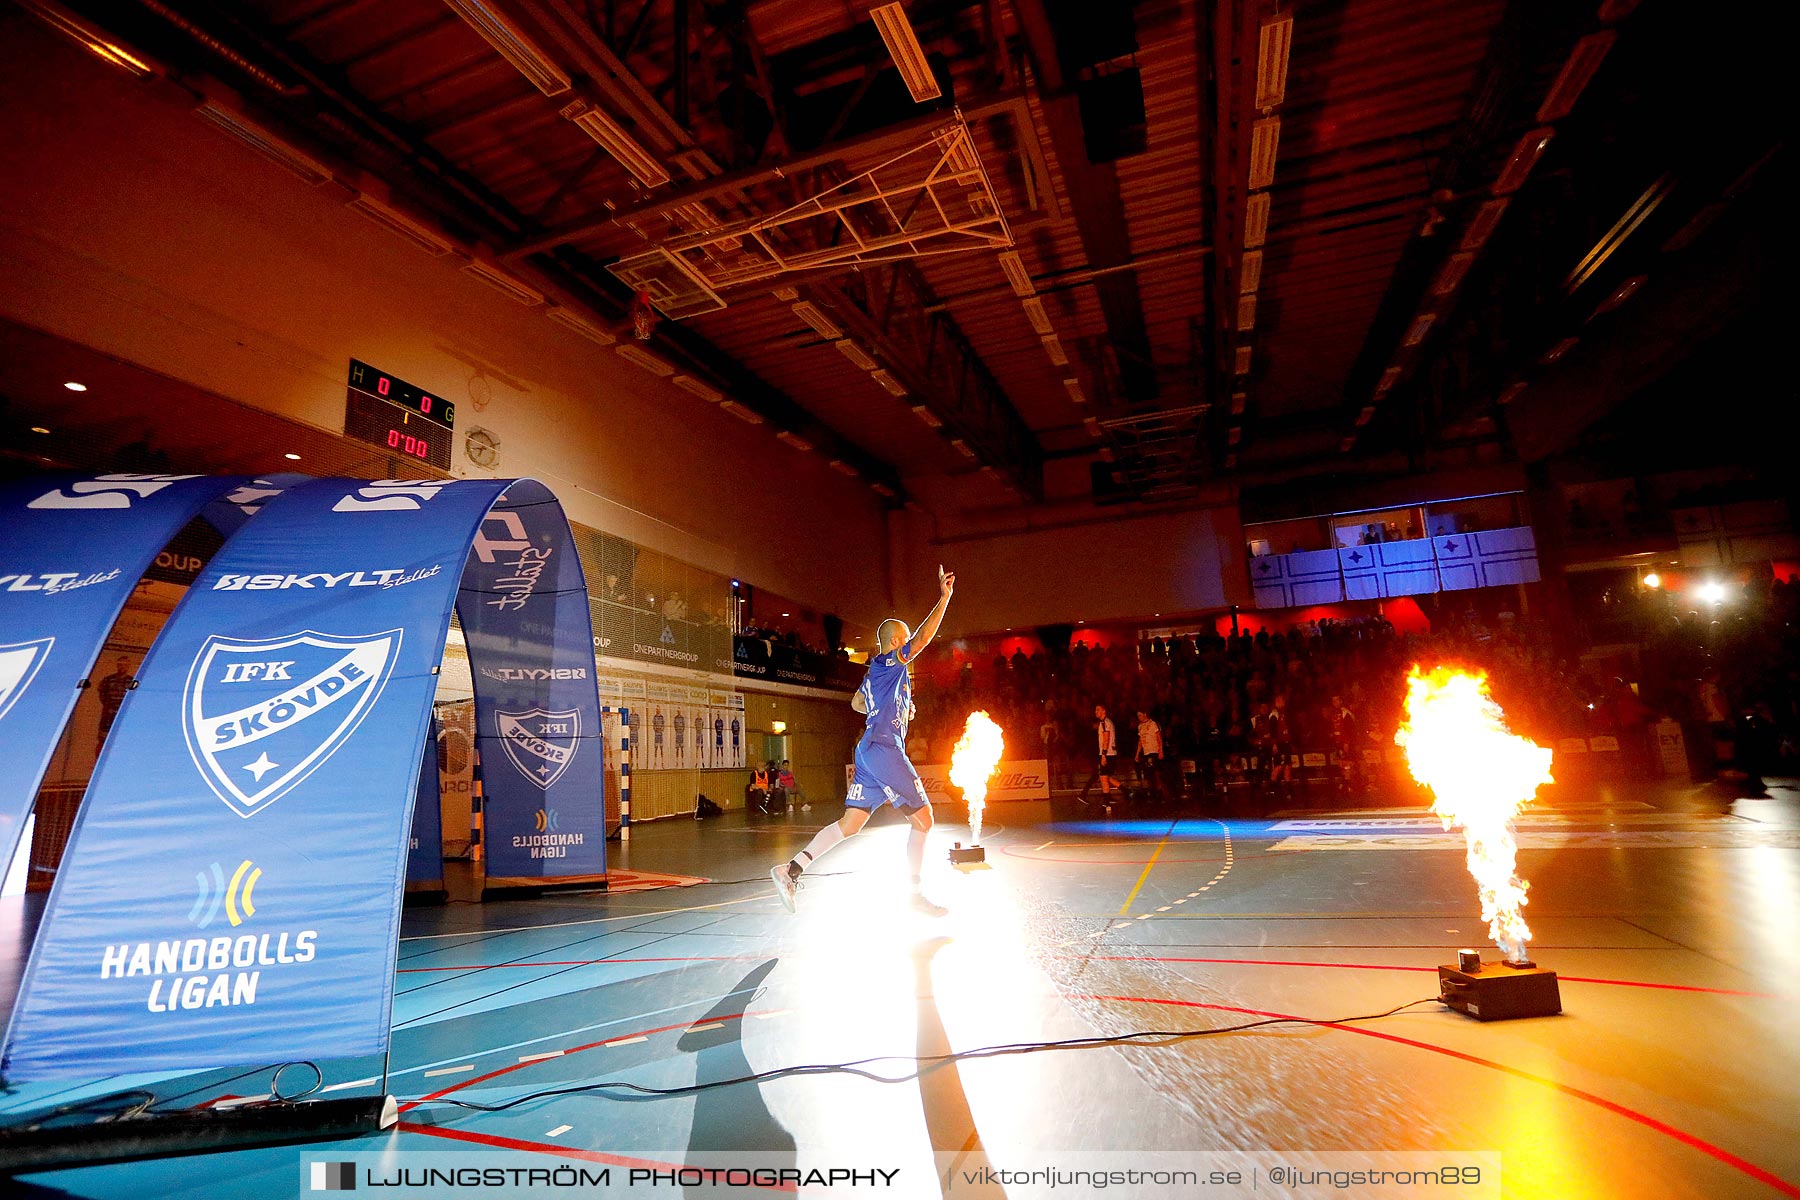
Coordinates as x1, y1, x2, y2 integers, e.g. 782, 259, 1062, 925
396, 953, 1780, 997
393, 1122, 797, 1193
1075, 992, 1800, 1199
397, 1008, 765, 1112
1083, 956, 1780, 998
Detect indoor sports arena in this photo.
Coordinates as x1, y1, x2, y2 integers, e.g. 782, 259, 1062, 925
0, 2, 1792, 1198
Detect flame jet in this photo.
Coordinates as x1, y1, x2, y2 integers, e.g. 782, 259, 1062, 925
1396, 667, 1554, 963
950, 711, 1005, 845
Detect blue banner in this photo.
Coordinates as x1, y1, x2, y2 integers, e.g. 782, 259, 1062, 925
459, 483, 608, 885
407, 718, 443, 889
1, 477, 600, 1079
0, 473, 284, 875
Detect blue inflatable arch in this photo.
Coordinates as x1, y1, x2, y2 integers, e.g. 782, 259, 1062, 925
3, 476, 606, 1080
0, 472, 301, 877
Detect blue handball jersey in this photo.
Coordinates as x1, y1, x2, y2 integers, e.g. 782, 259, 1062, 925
856, 646, 915, 745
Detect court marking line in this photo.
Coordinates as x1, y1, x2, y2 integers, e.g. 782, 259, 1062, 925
398, 1009, 788, 1112
546, 1125, 572, 1138
604, 1036, 647, 1047
1117, 819, 1179, 915
518, 1051, 564, 1063
399, 893, 769, 942
423, 1065, 474, 1078
394, 918, 738, 1026
1077, 993, 1800, 1199
391, 995, 767, 1085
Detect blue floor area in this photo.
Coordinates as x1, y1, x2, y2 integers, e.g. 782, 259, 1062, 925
3, 781, 1798, 1198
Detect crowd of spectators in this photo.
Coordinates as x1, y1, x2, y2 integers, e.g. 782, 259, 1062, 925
1627, 568, 1800, 788
901, 574, 1800, 806
905, 614, 1638, 806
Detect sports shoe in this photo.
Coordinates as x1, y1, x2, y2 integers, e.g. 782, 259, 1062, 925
770, 864, 799, 913
910, 892, 948, 917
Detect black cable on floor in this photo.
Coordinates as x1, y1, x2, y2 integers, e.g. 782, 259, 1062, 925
411, 996, 1442, 1112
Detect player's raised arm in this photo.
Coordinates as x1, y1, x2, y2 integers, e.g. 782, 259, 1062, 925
900, 565, 955, 663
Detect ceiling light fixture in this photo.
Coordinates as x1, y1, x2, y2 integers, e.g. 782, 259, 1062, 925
671, 375, 723, 403
561, 99, 670, 187
835, 340, 877, 371
63, 381, 87, 392
1247, 118, 1281, 190
196, 102, 334, 185
1020, 296, 1054, 336
1403, 313, 1436, 346
997, 250, 1034, 297
1240, 250, 1263, 294
791, 301, 842, 340
615, 343, 675, 376
1459, 198, 1511, 251
347, 192, 457, 257
462, 257, 545, 306
21, 1, 153, 76
1255, 16, 1294, 109
442, 0, 572, 96
1493, 128, 1554, 195
870, 3, 942, 103
1243, 192, 1270, 248
546, 306, 618, 347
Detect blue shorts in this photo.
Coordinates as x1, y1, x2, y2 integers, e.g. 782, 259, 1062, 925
848, 739, 929, 811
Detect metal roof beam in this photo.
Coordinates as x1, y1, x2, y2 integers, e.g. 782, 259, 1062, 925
802, 265, 1043, 501
1011, 0, 1158, 404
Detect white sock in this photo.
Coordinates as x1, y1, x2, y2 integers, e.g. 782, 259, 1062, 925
790, 822, 848, 876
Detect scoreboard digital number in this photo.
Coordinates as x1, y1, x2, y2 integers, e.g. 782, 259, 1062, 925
343, 358, 455, 470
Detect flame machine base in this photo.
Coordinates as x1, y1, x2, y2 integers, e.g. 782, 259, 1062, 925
1438, 957, 1562, 1021
948, 842, 986, 866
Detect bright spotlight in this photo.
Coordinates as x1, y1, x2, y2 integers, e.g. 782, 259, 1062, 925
1641, 572, 1661, 589
1698, 581, 1727, 605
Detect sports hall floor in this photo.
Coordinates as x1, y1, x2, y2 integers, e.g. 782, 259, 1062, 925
2, 779, 1797, 1199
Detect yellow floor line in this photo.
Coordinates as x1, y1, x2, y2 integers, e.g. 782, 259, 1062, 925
1117, 821, 1177, 915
